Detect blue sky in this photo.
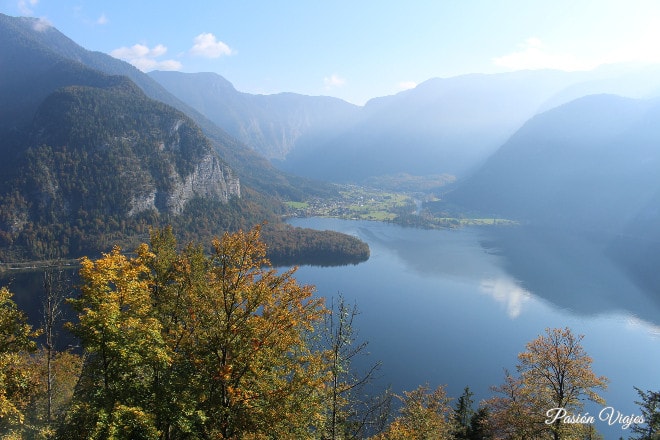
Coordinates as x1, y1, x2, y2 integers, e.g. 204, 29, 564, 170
3, 0, 660, 104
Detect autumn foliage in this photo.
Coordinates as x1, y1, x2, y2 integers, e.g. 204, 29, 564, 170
2, 227, 656, 440
59, 226, 329, 439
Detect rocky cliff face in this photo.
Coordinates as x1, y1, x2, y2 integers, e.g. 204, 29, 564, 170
0, 77, 245, 260
129, 153, 240, 216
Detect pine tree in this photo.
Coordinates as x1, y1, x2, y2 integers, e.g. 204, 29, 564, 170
452, 386, 475, 439
630, 387, 660, 440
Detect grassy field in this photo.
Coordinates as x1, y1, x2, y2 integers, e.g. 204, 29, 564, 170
284, 184, 517, 228
284, 201, 310, 210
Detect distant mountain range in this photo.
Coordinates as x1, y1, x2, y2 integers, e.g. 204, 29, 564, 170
0, 13, 346, 262
151, 65, 660, 184
148, 71, 360, 161
4, 11, 660, 281
149, 70, 579, 182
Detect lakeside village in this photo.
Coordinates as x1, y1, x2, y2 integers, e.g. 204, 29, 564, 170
284, 184, 517, 227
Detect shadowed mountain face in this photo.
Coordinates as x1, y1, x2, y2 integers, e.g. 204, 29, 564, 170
445, 93, 660, 296
447, 94, 660, 233
0, 13, 325, 199
0, 22, 242, 260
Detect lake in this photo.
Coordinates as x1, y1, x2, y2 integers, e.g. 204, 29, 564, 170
3, 217, 658, 437
287, 217, 659, 437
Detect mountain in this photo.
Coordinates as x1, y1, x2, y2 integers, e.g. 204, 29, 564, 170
0, 13, 325, 199
279, 71, 594, 183
149, 71, 360, 161
150, 69, 592, 184
152, 66, 660, 187
446, 94, 660, 233
0, 13, 364, 264
0, 74, 243, 260
0, 21, 245, 261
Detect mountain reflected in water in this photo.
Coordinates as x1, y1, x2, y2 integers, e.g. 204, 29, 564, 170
355, 221, 660, 328
480, 225, 660, 328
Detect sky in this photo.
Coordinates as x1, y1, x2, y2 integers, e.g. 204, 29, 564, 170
3, 0, 660, 105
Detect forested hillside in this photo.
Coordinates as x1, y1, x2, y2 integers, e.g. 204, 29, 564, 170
0, 75, 241, 261
0, 13, 366, 265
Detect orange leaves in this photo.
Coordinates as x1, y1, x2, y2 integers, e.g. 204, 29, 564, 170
487, 327, 609, 440
63, 226, 331, 437
517, 327, 608, 408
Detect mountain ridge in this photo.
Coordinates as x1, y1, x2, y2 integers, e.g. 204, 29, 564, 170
0, 13, 325, 199
149, 70, 360, 161
0, 13, 365, 265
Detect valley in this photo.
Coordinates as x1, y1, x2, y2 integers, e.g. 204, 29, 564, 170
284, 183, 517, 229
1, 9, 660, 439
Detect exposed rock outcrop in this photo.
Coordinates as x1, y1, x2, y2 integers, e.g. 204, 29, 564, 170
162, 153, 240, 215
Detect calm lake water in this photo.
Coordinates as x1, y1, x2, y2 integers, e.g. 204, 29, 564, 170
3, 218, 658, 437
287, 217, 659, 438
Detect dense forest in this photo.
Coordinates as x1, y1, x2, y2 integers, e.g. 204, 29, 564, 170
0, 12, 365, 269
1, 228, 657, 439
0, 78, 368, 267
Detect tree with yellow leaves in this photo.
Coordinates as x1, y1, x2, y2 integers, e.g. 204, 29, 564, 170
488, 327, 608, 440
59, 226, 329, 439
62, 243, 168, 439
374, 384, 454, 440
0, 286, 41, 437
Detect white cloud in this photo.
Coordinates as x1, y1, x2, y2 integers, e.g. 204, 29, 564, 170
493, 37, 596, 71
32, 17, 51, 32
324, 74, 346, 89
398, 81, 417, 91
190, 33, 233, 58
110, 43, 182, 72
97, 14, 108, 25
17, 0, 38, 15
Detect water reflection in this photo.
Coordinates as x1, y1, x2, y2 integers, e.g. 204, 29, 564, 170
357, 225, 501, 281
287, 217, 659, 440
480, 225, 660, 328
479, 277, 532, 319
357, 221, 660, 327
625, 316, 660, 340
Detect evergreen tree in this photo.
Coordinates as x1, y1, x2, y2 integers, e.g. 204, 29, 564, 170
468, 406, 494, 440
452, 386, 475, 439
630, 387, 660, 440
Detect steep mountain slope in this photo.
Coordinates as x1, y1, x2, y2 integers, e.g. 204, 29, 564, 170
0, 13, 322, 199
149, 71, 360, 160
0, 74, 242, 260
447, 94, 660, 233
0, 13, 364, 263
